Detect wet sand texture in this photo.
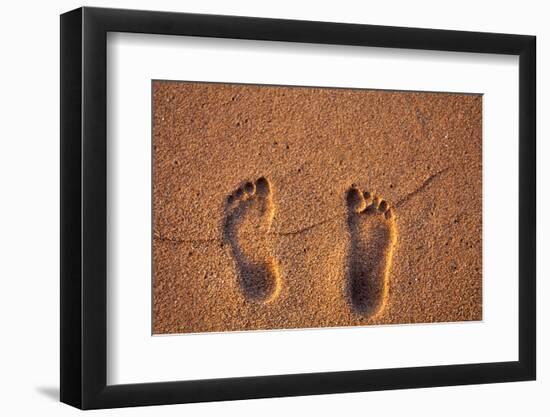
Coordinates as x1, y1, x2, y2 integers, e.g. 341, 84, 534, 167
152, 81, 482, 334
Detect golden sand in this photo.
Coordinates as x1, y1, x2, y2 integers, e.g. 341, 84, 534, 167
152, 81, 482, 334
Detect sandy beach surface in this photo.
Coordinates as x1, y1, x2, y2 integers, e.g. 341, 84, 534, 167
152, 81, 482, 334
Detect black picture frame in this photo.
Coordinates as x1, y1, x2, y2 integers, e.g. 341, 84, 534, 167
60, 6, 536, 410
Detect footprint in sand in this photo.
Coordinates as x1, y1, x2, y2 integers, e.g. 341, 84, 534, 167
345, 185, 397, 316
223, 177, 281, 302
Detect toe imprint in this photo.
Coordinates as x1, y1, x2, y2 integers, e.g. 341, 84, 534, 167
345, 185, 397, 316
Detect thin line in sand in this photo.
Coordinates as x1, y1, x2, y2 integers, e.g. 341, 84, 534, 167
153, 167, 450, 245
394, 167, 449, 208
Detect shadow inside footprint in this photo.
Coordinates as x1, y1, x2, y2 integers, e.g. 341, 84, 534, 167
346, 186, 397, 316
223, 177, 280, 302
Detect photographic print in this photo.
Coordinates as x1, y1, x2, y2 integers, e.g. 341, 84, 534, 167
61, 7, 536, 408
152, 81, 482, 334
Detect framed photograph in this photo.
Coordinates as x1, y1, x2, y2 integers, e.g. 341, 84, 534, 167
60, 6, 536, 409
